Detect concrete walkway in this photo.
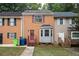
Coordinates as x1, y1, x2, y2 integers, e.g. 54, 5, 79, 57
21, 46, 35, 56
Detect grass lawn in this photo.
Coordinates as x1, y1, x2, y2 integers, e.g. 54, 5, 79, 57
33, 44, 79, 56
0, 47, 25, 56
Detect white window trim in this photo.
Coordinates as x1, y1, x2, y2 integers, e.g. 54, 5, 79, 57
71, 31, 79, 39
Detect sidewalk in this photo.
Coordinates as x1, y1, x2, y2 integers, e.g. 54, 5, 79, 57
0, 44, 14, 47
21, 46, 35, 56
0, 44, 27, 47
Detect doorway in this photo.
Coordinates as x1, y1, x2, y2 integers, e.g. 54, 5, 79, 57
40, 29, 52, 43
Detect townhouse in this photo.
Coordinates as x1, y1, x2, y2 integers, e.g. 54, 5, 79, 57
0, 10, 78, 46
0, 12, 22, 44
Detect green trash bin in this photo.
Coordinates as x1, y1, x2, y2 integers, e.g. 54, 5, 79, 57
13, 38, 18, 46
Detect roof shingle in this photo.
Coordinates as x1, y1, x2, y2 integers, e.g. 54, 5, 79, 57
0, 12, 22, 16
22, 10, 53, 15
0, 11, 78, 17
53, 12, 78, 17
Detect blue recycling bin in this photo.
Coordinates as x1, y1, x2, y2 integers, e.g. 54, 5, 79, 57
19, 37, 26, 46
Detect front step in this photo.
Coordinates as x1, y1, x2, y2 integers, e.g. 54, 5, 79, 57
28, 43, 35, 46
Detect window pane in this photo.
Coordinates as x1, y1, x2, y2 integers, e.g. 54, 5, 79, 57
10, 18, 14, 22
60, 18, 63, 24
45, 30, 49, 36
35, 15, 42, 22
72, 33, 79, 38
7, 33, 16, 39
10, 18, 15, 26
0, 19, 2, 26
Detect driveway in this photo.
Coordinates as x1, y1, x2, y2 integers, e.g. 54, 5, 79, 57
65, 47, 79, 55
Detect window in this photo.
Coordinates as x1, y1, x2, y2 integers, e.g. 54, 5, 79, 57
69, 19, 75, 24
8, 18, 16, 26
57, 18, 64, 25
0, 18, 4, 26
33, 15, 43, 23
71, 31, 79, 39
7, 33, 16, 39
60, 18, 63, 24
45, 30, 49, 36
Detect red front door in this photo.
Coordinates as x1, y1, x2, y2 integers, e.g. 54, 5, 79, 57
29, 30, 35, 44
30, 30, 34, 40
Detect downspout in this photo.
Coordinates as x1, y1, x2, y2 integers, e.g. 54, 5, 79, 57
28, 15, 30, 40
21, 16, 24, 38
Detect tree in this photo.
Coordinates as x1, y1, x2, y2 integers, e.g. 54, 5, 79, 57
73, 4, 79, 31
0, 3, 41, 12
43, 3, 76, 12
62, 3, 74, 12
47, 3, 64, 12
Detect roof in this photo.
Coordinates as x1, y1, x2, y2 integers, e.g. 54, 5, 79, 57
0, 12, 22, 16
53, 12, 78, 17
0, 11, 78, 17
22, 10, 53, 15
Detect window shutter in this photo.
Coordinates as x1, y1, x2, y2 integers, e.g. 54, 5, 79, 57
14, 18, 16, 26
8, 18, 10, 26
14, 33, 16, 38
32, 15, 34, 23
2, 18, 4, 26
7, 33, 9, 38
57, 18, 60, 25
